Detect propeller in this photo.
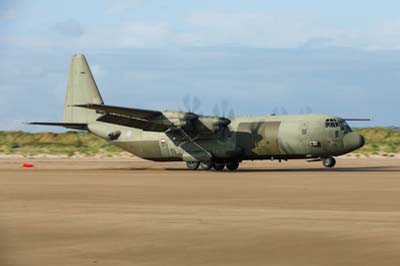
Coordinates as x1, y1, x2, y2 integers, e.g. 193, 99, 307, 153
300, 106, 313, 114
183, 95, 201, 114
212, 100, 235, 118
272, 106, 288, 115
180, 95, 201, 131
181, 95, 201, 119
212, 100, 235, 139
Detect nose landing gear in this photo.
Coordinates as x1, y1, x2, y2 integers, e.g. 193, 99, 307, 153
322, 157, 336, 168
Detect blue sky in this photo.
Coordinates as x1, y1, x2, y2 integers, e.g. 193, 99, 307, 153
1, 0, 399, 130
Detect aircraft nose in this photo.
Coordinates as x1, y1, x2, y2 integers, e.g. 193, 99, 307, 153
343, 132, 365, 152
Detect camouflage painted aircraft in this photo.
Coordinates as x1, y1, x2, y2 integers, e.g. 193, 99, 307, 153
30, 54, 367, 170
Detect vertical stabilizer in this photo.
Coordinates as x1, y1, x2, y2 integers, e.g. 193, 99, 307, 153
63, 54, 104, 123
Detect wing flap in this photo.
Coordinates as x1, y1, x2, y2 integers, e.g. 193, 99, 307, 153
97, 114, 168, 131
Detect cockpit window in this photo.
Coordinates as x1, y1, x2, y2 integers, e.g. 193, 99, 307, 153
339, 119, 352, 132
325, 118, 339, 128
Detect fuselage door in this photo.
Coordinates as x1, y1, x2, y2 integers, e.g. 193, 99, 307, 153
159, 137, 170, 157
324, 118, 341, 152
298, 122, 311, 154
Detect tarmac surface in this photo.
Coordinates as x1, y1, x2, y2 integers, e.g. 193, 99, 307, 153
1, 157, 400, 266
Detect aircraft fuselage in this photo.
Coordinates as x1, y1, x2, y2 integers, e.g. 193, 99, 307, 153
88, 113, 365, 163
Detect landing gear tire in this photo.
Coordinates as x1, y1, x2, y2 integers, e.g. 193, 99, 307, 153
322, 157, 336, 168
200, 161, 213, 170
213, 163, 225, 171
226, 161, 239, 171
186, 161, 200, 170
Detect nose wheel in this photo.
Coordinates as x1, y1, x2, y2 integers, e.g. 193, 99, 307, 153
322, 157, 336, 168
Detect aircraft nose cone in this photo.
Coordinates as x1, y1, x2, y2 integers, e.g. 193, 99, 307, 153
343, 132, 365, 152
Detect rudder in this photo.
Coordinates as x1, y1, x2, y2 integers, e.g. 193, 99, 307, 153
63, 54, 104, 123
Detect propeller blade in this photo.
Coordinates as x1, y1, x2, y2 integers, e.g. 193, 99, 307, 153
183, 95, 191, 112
221, 100, 229, 117
212, 104, 221, 117
228, 108, 235, 118
182, 95, 201, 114
192, 96, 201, 113
212, 99, 236, 118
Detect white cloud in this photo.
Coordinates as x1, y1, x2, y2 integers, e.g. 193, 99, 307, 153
107, 1, 143, 14
187, 12, 314, 48
119, 22, 171, 47
53, 19, 84, 37
79, 22, 172, 49
2, 20, 172, 50
90, 64, 104, 79
0, 83, 16, 92
187, 11, 400, 50
0, 8, 16, 20
5, 10, 400, 51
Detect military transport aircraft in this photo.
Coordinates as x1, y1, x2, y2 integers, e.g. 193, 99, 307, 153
30, 54, 368, 171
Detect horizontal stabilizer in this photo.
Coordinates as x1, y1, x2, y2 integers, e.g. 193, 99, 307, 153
27, 122, 87, 130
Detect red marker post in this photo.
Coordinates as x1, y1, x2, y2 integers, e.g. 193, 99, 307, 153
22, 163, 34, 168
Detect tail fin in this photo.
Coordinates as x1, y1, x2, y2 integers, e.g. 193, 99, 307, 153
63, 54, 104, 124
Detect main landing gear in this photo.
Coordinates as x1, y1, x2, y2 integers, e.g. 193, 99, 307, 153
226, 161, 239, 171
200, 161, 213, 170
322, 157, 336, 168
186, 161, 240, 171
186, 161, 200, 170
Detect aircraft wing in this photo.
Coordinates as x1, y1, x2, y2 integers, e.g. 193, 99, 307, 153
74, 104, 163, 119
75, 104, 170, 131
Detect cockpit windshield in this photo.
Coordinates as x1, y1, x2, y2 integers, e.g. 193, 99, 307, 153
339, 119, 352, 132
325, 118, 352, 132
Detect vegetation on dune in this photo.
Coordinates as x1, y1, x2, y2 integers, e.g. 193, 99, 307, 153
353, 127, 400, 156
0, 131, 122, 156
0, 127, 398, 156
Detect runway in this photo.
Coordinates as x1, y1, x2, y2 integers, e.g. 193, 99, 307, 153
1, 157, 400, 266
